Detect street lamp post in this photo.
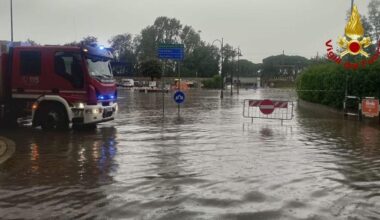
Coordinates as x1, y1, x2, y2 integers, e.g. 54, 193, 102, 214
235, 47, 241, 95
10, 0, 14, 43
230, 55, 233, 96
212, 38, 224, 99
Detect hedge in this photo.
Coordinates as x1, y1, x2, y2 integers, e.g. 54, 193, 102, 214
202, 75, 221, 89
296, 61, 380, 109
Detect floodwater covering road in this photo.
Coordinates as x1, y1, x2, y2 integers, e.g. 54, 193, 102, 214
1, 89, 380, 220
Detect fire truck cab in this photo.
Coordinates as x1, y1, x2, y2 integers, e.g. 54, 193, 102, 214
0, 44, 118, 130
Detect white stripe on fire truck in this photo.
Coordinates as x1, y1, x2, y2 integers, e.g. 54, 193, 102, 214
12, 94, 40, 99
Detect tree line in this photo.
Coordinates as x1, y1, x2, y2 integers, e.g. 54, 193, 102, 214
63, 16, 244, 79
24, 0, 380, 80
28, 16, 300, 79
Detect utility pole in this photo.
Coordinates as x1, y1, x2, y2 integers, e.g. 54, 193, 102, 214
213, 38, 224, 99
221, 38, 224, 99
236, 47, 241, 95
230, 52, 233, 96
10, 0, 14, 43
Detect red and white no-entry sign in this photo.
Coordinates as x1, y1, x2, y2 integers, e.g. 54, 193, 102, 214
244, 99, 293, 121
259, 99, 275, 115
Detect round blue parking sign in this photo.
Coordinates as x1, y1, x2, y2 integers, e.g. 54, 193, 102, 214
174, 91, 185, 104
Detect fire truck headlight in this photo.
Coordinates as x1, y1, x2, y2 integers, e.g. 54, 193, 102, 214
92, 109, 101, 114
74, 102, 85, 109
32, 103, 38, 110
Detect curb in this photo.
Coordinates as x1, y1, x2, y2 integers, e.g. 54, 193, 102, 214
297, 99, 343, 115
0, 137, 16, 164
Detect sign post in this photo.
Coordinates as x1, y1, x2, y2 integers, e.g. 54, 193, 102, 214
162, 61, 165, 117
158, 44, 185, 61
177, 62, 181, 117
174, 91, 185, 117
362, 98, 379, 118
158, 43, 185, 118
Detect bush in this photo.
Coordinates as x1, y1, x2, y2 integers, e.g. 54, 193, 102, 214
202, 75, 221, 89
296, 61, 380, 109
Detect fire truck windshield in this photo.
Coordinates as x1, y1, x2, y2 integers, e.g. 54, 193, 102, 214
87, 58, 114, 82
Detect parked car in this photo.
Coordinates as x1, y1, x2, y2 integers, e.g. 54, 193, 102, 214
120, 79, 134, 87
134, 81, 143, 87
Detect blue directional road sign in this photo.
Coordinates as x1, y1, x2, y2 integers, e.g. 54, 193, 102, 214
174, 91, 185, 104
158, 44, 185, 61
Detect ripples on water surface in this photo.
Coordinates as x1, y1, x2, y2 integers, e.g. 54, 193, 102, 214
1, 89, 380, 219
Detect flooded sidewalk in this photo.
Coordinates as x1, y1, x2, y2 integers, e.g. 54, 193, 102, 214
1, 89, 380, 219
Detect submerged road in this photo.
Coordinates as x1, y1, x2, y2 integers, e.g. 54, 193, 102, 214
0, 89, 380, 219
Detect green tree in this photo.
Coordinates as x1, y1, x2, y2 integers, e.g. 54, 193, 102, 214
81, 36, 98, 46
182, 43, 219, 77
25, 38, 38, 46
202, 75, 222, 89
237, 59, 262, 77
64, 36, 98, 46
108, 33, 137, 73
180, 26, 201, 54
139, 59, 162, 80
108, 34, 134, 60
137, 17, 183, 61
136, 26, 157, 61
368, 0, 380, 42
137, 17, 206, 77
221, 44, 237, 79
154, 17, 182, 43
262, 55, 309, 80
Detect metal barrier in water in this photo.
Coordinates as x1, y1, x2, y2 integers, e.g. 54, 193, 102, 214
243, 99, 294, 124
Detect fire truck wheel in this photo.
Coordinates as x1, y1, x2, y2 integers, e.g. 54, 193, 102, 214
40, 104, 69, 131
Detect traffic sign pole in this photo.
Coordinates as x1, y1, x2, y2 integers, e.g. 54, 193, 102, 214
157, 43, 185, 119
178, 62, 181, 117
162, 61, 166, 118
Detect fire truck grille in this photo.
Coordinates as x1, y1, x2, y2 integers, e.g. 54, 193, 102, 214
103, 111, 113, 118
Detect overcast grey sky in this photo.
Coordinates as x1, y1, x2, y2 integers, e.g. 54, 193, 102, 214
0, 0, 369, 63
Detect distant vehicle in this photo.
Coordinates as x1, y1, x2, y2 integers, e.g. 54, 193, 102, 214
149, 81, 157, 88
120, 78, 134, 87
0, 43, 118, 130
134, 81, 143, 87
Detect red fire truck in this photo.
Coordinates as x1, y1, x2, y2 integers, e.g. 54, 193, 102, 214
0, 43, 118, 130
